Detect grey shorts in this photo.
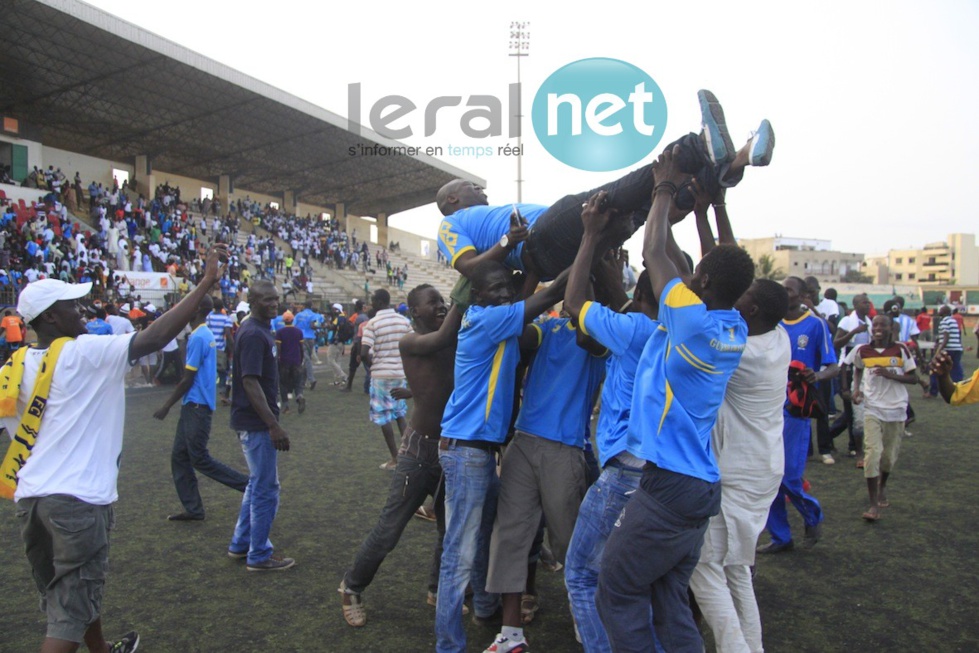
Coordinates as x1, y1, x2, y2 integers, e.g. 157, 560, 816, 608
485, 431, 587, 593
16, 494, 114, 642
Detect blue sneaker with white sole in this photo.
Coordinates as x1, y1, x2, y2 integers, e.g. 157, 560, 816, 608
697, 89, 735, 166
749, 119, 775, 166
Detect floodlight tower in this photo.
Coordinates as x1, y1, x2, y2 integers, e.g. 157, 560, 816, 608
508, 21, 530, 202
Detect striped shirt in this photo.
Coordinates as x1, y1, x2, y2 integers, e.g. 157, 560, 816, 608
206, 310, 235, 351
938, 315, 963, 351
361, 308, 411, 378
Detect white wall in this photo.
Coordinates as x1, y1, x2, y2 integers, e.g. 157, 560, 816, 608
42, 145, 132, 189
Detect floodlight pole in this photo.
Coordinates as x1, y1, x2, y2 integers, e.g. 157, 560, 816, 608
509, 22, 530, 203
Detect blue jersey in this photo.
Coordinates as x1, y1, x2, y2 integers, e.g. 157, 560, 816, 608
85, 318, 113, 336
579, 301, 662, 466
629, 278, 747, 483
440, 303, 526, 443
781, 311, 837, 371
271, 315, 285, 333
293, 308, 321, 339
514, 317, 606, 448
437, 203, 547, 271
184, 324, 217, 410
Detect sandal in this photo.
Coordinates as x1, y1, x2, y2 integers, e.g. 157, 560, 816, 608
520, 593, 540, 625
414, 506, 437, 522
862, 509, 881, 522
339, 581, 366, 627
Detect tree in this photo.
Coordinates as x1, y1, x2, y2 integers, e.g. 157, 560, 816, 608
755, 254, 784, 280
842, 269, 873, 284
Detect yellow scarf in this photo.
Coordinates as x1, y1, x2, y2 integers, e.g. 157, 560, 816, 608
0, 337, 72, 500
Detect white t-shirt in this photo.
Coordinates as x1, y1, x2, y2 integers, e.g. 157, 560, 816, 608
3, 334, 136, 504
845, 343, 916, 421
837, 311, 873, 357
816, 297, 840, 320
106, 314, 135, 335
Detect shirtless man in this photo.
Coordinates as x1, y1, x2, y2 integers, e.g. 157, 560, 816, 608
339, 284, 462, 627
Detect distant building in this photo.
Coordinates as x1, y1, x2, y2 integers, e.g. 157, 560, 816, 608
737, 236, 864, 282
862, 233, 979, 286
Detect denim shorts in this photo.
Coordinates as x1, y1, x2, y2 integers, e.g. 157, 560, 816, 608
17, 494, 114, 642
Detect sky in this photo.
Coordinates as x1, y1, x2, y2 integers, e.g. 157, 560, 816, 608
84, 0, 979, 264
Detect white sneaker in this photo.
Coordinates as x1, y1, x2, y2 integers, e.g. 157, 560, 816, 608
821, 454, 836, 465
483, 634, 529, 653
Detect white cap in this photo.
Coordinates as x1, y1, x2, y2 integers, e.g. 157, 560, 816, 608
144, 303, 157, 312
332, 303, 343, 312
17, 279, 92, 323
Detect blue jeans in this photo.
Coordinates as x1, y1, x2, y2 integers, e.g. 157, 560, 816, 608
566, 465, 662, 653
766, 416, 823, 546
229, 430, 280, 565
597, 465, 720, 653
436, 443, 500, 653
172, 403, 248, 517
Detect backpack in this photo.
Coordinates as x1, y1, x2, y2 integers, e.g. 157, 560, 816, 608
336, 317, 355, 343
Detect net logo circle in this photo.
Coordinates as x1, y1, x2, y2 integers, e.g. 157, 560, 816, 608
531, 57, 667, 172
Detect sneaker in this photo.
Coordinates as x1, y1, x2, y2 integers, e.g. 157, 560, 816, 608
246, 555, 296, 572
756, 540, 794, 554
748, 119, 775, 166
227, 549, 248, 559
803, 522, 822, 548
483, 634, 529, 653
426, 591, 469, 615
339, 580, 366, 627
821, 454, 835, 465
697, 89, 736, 166
297, 396, 306, 414
379, 460, 397, 471
309, 380, 317, 390
109, 630, 140, 653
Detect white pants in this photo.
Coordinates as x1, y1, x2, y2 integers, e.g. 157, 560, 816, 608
688, 561, 763, 653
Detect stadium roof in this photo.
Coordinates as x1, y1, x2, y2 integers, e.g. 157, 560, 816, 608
0, 0, 483, 216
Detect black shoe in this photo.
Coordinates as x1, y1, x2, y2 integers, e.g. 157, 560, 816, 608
803, 523, 822, 548
756, 540, 794, 554
109, 630, 140, 653
309, 380, 318, 390
167, 512, 204, 521
247, 555, 296, 572
297, 396, 306, 414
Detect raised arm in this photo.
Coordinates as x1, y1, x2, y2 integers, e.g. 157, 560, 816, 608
524, 268, 570, 323
642, 146, 695, 301
400, 304, 463, 357
131, 245, 227, 360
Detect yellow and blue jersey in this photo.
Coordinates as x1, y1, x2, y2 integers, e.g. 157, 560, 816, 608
781, 311, 837, 372
184, 324, 217, 410
579, 301, 662, 467
628, 278, 747, 483
440, 303, 526, 443
437, 203, 547, 270
514, 317, 607, 448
